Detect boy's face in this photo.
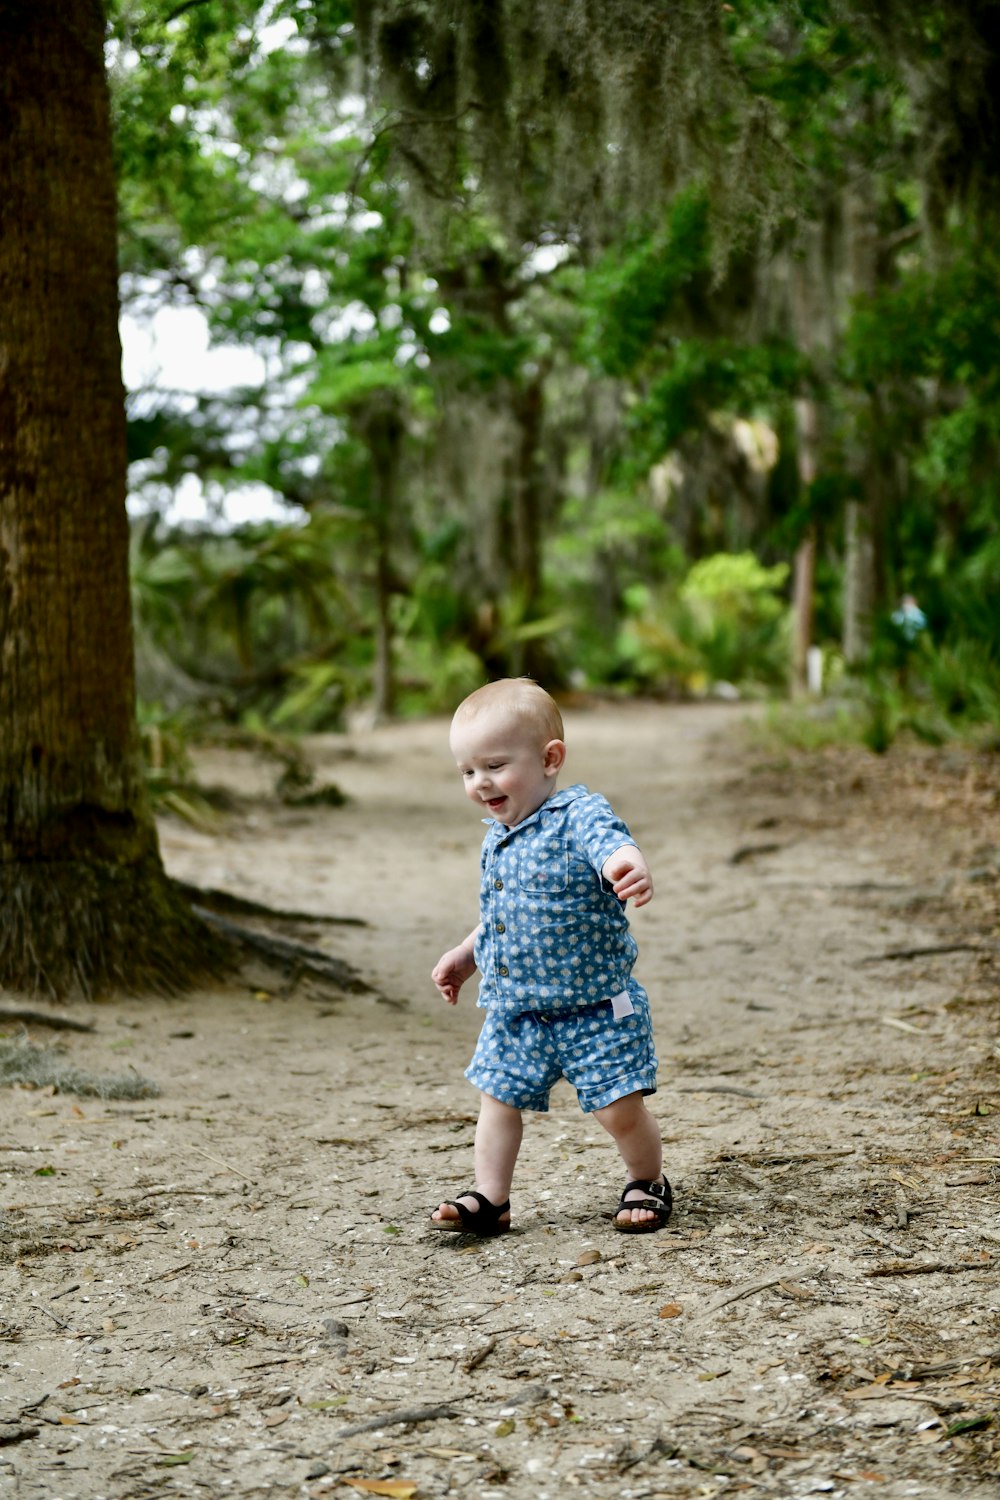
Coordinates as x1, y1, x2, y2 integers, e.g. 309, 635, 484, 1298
450, 707, 565, 828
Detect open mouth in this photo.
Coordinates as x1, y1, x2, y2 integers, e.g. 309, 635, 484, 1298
485, 796, 507, 810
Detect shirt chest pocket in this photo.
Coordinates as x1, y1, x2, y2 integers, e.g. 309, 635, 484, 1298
517, 845, 569, 893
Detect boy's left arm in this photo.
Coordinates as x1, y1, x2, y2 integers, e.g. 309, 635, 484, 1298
601, 844, 654, 907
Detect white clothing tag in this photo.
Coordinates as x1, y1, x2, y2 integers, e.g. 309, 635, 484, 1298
611, 991, 635, 1020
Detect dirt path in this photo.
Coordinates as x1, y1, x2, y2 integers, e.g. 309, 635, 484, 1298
2, 702, 999, 1500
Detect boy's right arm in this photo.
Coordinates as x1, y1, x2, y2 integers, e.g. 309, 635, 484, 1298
432, 926, 481, 1005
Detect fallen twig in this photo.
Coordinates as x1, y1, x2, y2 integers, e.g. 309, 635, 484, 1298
334, 1401, 466, 1439
145, 1262, 195, 1284
694, 1268, 825, 1319
461, 1337, 497, 1374
862, 943, 987, 963
882, 1015, 928, 1035
717, 1149, 856, 1167
728, 843, 783, 865
36, 1306, 72, 1330
187, 1143, 256, 1183
676, 1085, 764, 1100
903, 1349, 1000, 1380
864, 1261, 994, 1278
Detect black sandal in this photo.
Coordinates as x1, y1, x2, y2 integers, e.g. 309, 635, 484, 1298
613, 1175, 672, 1234
430, 1189, 511, 1236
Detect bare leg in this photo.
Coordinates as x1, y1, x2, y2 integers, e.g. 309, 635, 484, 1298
431, 1092, 522, 1226
593, 1091, 665, 1227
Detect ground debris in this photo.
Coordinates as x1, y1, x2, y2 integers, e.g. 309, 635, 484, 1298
0, 1036, 158, 1099
333, 1400, 468, 1440
5, 708, 1000, 1500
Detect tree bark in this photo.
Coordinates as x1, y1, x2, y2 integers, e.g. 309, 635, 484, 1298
791, 399, 818, 696
788, 227, 829, 695
842, 175, 883, 664
0, 0, 224, 997
842, 498, 877, 666
509, 369, 550, 681
362, 397, 404, 721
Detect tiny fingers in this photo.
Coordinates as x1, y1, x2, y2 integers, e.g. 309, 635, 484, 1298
613, 875, 653, 905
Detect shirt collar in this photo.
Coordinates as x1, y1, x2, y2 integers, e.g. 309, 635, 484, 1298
482, 783, 588, 833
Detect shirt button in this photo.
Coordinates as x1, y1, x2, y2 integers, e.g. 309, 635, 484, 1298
496, 921, 506, 933
494, 878, 503, 890
498, 965, 509, 977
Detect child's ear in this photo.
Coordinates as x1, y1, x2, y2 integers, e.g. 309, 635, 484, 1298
543, 738, 567, 776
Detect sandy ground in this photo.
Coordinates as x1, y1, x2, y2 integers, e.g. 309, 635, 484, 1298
2, 701, 999, 1500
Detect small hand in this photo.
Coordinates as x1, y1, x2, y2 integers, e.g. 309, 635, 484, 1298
431, 943, 478, 1005
602, 846, 653, 907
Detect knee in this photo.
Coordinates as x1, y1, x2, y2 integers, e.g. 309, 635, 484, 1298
480, 1092, 522, 1122
593, 1090, 646, 1134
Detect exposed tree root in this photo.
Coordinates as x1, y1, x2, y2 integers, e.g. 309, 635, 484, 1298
0, 856, 230, 1001
0, 1008, 94, 1032
190, 907, 371, 994
0, 863, 373, 1003
170, 878, 367, 927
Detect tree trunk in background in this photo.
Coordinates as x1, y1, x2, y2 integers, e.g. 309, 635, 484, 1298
791, 398, 818, 696
842, 176, 883, 665
0, 0, 224, 997
843, 499, 878, 665
788, 224, 832, 694
365, 400, 404, 721
509, 371, 549, 681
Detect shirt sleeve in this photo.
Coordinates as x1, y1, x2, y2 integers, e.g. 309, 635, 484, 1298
569, 793, 638, 875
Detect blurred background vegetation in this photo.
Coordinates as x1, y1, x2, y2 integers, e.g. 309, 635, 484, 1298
110, 0, 1000, 762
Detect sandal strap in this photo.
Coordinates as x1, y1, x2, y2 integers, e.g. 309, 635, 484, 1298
620, 1176, 669, 1207
446, 1190, 510, 1228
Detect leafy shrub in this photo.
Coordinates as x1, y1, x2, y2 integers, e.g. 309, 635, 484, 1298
614, 551, 791, 693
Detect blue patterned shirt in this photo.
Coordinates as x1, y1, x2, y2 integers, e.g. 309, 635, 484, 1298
473, 783, 641, 1015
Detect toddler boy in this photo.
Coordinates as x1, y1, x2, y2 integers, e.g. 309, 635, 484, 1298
430, 678, 670, 1235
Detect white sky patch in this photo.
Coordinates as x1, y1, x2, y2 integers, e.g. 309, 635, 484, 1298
138, 474, 289, 529
121, 306, 288, 529
121, 306, 268, 395
320, 300, 377, 341
258, 15, 298, 54
524, 242, 572, 277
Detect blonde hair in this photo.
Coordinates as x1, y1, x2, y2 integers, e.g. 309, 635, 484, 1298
452, 678, 564, 745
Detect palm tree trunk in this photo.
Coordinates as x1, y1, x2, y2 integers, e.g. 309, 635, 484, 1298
0, 0, 224, 997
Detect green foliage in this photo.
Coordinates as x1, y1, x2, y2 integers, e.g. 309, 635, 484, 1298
107, 0, 1000, 743
681, 552, 791, 688
581, 190, 714, 377
609, 552, 792, 695
268, 659, 348, 731
132, 515, 368, 727
307, 352, 409, 411
756, 702, 872, 754
681, 551, 789, 617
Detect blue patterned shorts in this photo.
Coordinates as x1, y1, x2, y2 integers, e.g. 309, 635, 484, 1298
465, 984, 658, 1113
